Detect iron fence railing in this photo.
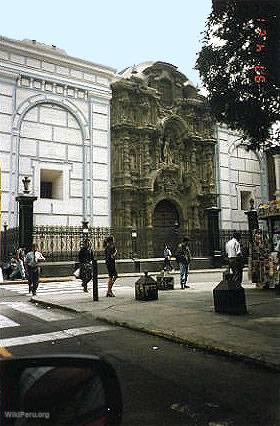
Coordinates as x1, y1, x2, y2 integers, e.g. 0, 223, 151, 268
0, 225, 252, 264
0, 226, 19, 263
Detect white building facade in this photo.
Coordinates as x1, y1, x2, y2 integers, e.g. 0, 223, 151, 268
0, 36, 115, 228
216, 124, 268, 230
0, 35, 268, 235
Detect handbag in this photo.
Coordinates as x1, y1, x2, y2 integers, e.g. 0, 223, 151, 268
73, 268, 80, 278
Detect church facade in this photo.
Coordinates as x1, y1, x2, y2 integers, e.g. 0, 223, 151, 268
111, 62, 217, 255
0, 36, 267, 259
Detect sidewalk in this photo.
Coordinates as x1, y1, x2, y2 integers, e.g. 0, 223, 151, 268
31, 270, 279, 371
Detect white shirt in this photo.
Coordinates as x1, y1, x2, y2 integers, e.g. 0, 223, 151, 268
164, 248, 172, 258
25, 250, 45, 265
226, 238, 241, 258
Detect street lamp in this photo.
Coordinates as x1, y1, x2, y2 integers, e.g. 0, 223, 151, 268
131, 229, 137, 258
131, 229, 140, 272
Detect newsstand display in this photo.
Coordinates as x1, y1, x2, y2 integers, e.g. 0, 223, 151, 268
252, 201, 280, 289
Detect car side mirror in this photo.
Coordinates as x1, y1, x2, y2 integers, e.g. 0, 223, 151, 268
0, 354, 122, 425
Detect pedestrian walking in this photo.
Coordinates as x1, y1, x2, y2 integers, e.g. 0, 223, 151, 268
104, 235, 118, 297
78, 239, 95, 293
175, 237, 192, 289
163, 244, 172, 272
25, 244, 45, 295
225, 231, 244, 286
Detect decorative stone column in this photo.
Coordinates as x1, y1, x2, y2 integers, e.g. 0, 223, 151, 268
244, 199, 259, 283
123, 137, 131, 185
145, 194, 154, 257
206, 207, 222, 267
16, 177, 37, 250
273, 154, 280, 200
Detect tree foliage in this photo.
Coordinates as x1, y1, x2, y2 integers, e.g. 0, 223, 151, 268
195, 0, 280, 150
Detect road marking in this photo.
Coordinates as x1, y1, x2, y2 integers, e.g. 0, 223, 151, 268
0, 325, 115, 347
0, 302, 74, 321
0, 346, 12, 357
0, 282, 129, 295
0, 314, 20, 328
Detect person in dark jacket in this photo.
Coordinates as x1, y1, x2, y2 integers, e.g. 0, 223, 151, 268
78, 239, 94, 292
104, 236, 118, 297
25, 244, 45, 295
175, 237, 192, 289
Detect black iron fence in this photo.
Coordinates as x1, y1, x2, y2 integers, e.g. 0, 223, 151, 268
0, 225, 251, 264
0, 225, 19, 263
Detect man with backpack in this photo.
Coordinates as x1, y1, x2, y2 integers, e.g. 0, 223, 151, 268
176, 237, 192, 289
25, 244, 45, 295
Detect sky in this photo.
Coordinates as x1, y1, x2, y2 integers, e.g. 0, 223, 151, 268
0, 0, 212, 87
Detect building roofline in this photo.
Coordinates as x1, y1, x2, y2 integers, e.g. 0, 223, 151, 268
0, 35, 117, 77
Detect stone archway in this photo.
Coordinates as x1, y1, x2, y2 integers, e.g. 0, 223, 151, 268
152, 199, 180, 256
12, 95, 91, 226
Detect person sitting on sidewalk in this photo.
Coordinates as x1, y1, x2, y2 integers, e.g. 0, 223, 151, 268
175, 237, 192, 289
9, 247, 26, 280
25, 244, 45, 295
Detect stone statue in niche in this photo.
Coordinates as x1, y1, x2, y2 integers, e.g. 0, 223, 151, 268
206, 151, 214, 185
139, 98, 150, 124
161, 137, 173, 164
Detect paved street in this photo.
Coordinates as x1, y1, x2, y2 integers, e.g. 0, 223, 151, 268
0, 284, 279, 426
5, 271, 278, 371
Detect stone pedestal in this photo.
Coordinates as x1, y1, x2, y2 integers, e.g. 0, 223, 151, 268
135, 272, 158, 301
213, 272, 247, 315
156, 275, 174, 290
244, 209, 259, 235
16, 194, 37, 250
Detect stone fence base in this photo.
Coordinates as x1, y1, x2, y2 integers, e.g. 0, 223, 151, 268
39, 257, 212, 278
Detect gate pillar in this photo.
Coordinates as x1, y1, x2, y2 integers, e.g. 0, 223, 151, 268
206, 207, 222, 267
16, 177, 37, 250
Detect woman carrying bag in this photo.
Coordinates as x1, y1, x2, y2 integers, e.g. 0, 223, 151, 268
78, 239, 95, 293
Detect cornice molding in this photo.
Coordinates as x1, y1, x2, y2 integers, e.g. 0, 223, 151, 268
0, 36, 116, 78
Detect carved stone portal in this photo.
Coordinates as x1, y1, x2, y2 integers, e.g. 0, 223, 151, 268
111, 61, 217, 257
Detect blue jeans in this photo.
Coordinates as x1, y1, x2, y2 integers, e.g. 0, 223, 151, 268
179, 262, 189, 288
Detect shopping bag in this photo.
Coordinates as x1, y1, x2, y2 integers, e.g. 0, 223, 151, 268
73, 268, 80, 279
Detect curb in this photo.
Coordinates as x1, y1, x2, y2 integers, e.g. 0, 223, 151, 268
30, 298, 83, 314
32, 297, 279, 373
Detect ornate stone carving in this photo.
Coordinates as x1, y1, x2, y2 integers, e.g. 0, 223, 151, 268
111, 62, 217, 255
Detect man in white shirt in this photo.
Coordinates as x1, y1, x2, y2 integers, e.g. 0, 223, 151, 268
25, 244, 45, 295
226, 232, 243, 286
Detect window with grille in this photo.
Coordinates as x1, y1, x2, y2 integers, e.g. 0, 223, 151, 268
40, 169, 63, 199
40, 181, 53, 199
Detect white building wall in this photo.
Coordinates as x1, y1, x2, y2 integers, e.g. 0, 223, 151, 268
0, 36, 115, 228
216, 125, 268, 230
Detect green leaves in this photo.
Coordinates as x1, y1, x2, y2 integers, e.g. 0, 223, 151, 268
196, 0, 280, 150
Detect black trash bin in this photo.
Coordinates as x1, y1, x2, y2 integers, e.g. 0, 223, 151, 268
135, 272, 158, 301
156, 273, 174, 290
